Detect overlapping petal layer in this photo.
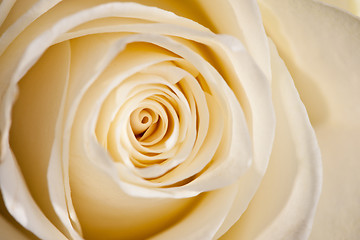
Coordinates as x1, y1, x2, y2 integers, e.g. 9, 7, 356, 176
219, 40, 322, 239
0, 1, 275, 239
6, 0, 356, 239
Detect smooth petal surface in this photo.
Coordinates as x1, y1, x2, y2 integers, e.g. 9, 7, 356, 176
220, 40, 321, 240
309, 123, 360, 239
319, 0, 360, 16
259, 0, 360, 239
259, 0, 360, 127
193, 0, 271, 79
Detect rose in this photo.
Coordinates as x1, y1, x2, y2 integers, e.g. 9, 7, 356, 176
1, 0, 359, 239
0, 0, 359, 239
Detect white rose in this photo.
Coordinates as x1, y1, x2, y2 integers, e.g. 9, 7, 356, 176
0, 0, 359, 239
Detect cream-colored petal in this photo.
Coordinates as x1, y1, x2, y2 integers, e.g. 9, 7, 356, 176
215, 34, 274, 175
150, 183, 239, 240
70, 149, 199, 239
220, 40, 322, 240
0, 1, 210, 109
259, 0, 360, 126
318, 0, 360, 16
0, 0, 16, 27
0, 41, 73, 239
0, 194, 37, 240
194, 0, 271, 79
0, 151, 67, 239
259, 2, 360, 238
309, 123, 360, 240
0, 0, 62, 55
9, 41, 79, 239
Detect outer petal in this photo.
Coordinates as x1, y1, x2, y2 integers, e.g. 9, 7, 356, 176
309, 123, 360, 239
0, 195, 38, 240
220, 40, 321, 239
0, 0, 270, 78
0, 42, 71, 239
259, 0, 360, 238
259, 0, 360, 127
319, 0, 360, 16
0, 151, 67, 239
193, 0, 270, 79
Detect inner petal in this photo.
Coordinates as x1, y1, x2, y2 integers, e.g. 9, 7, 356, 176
130, 107, 157, 136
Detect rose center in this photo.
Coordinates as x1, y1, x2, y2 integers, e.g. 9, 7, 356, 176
130, 107, 161, 141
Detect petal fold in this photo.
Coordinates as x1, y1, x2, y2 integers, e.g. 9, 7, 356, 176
220, 40, 322, 240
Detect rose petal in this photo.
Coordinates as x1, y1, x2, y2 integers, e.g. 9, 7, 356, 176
0, 0, 61, 55
0, 150, 67, 239
70, 151, 199, 239
309, 123, 360, 240
193, 0, 270, 80
0, 41, 73, 239
150, 183, 239, 240
0, 0, 16, 26
219, 40, 322, 240
258, 0, 360, 126
258, 1, 360, 238
0, 194, 37, 239
318, 0, 360, 16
